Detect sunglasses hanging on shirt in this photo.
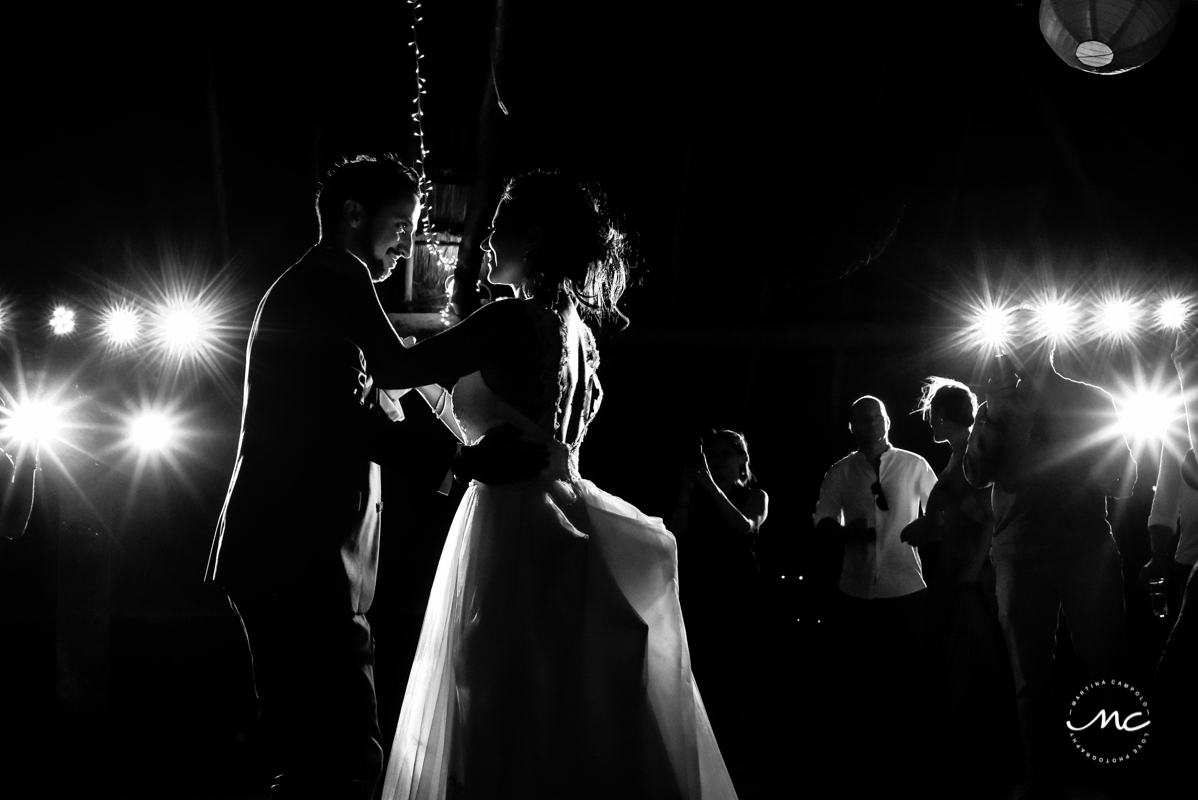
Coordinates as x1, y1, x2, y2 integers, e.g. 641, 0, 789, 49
871, 481, 889, 511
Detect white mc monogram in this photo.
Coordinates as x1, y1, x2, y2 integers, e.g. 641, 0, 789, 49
1066, 709, 1150, 733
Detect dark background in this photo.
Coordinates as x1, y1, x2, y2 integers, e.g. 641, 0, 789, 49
2, 2, 1196, 797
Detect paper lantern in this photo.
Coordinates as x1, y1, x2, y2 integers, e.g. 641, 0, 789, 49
1040, 0, 1181, 74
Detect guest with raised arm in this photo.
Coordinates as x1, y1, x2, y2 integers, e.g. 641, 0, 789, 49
671, 429, 768, 778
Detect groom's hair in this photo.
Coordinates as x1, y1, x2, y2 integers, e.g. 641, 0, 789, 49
316, 154, 421, 239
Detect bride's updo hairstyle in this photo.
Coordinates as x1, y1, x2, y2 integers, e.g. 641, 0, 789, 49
499, 170, 633, 325
916, 376, 978, 427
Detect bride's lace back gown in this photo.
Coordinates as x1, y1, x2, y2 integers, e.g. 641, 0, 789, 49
454, 295, 598, 480
383, 298, 737, 800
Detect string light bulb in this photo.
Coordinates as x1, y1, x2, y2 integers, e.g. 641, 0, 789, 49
1157, 297, 1189, 330
1, 397, 66, 446
1118, 387, 1179, 444
1036, 300, 1076, 345
155, 296, 216, 359
966, 302, 1012, 353
1096, 298, 1138, 340
128, 411, 178, 453
101, 304, 142, 345
49, 305, 76, 335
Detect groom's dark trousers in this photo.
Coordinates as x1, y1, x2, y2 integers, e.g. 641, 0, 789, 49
206, 245, 456, 799
228, 595, 382, 799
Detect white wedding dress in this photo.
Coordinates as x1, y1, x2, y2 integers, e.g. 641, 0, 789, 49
382, 298, 737, 800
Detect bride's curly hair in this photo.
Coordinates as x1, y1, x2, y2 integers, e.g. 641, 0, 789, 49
499, 170, 634, 326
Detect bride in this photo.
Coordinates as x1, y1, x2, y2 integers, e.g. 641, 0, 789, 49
378, 172, 736, 800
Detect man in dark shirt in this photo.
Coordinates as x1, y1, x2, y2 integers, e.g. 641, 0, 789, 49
206, 156, 543, 800
965, 308, 1136, 799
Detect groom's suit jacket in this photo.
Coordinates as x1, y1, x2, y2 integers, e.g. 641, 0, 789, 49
205, 244, 456, 614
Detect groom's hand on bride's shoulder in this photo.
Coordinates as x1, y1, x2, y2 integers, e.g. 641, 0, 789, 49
454, 424, 550, 485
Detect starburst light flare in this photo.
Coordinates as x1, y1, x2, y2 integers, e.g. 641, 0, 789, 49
128, 411, 179, 454
966, 302, 1013, 355
1, 397, 67, 446
50, 305, 77, 335
1096, 298, 1138, 341
1157, 297, 1190, 331
101, 304, 142, 346
155, 298, 213, 358
1117, 387, 1179, 445
1035, 299, 1077, 346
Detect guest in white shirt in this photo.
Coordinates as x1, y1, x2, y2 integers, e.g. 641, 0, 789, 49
812, 395, 936, 788
1148, 330, 1198, 790
814, 395, 936, 599
1141, 416, 1198, 612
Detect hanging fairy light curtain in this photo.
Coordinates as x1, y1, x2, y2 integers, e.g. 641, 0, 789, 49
1039, 0, 1181, 74
407, 0, 459, 323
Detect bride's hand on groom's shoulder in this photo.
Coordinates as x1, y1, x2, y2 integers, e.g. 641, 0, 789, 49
454, 424, 550, 485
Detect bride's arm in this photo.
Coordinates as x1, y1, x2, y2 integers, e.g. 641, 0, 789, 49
366, 299, 529, 390
411, 383, 467, 443
389, 335, 468, 443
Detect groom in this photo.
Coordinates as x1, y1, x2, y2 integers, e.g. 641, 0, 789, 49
206, 155, 545, 800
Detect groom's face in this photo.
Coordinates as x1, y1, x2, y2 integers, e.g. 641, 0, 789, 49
363, 192, 421, 283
